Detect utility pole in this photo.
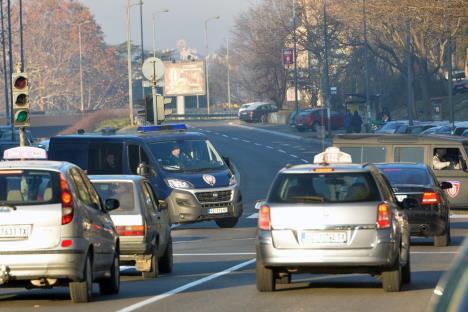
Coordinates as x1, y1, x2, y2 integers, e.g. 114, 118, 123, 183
204, 16, 220, 114
363, 0, 371, 122
139, 0, 145, 101
323, 0, 331, 137
447, 35, 454, 128
226, 37, 231, 111
7, 0, 14, 138
126, 0, 135, 126
406, 17, 414, 126
293, 0, 299, 113
19, 0, 24, 71
1, 0, 9, 122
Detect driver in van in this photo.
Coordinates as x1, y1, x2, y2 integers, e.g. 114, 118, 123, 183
433, 148, 460, 170
167, 145, 191, 167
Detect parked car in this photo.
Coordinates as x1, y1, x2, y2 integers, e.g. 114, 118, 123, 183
255, 148, 410, 292
420, 125, 454, 135
375, 121, 409, 134
91, 175, 173, 278
0, 147, 121, 303
395, 124, 438, 134
238, 102, 278, 123
294, 108, 344, 132
237, 103, 252, 118
375, 163, 452, 246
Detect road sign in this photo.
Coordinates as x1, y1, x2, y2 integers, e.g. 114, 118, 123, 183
282, 48, 294, 66
142, 57, 164, 82
330, 86, 337, 95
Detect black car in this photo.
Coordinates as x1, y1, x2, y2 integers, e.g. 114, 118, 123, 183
375, 163, 452, 247
238, 102, 278, 123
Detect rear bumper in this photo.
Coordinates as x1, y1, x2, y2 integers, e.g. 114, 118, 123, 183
119, 241, 152, 261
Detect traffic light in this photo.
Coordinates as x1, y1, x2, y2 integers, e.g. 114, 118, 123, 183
12, 72, 30, 127
156, 95, 172, 124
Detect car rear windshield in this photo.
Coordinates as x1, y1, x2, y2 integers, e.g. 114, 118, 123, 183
0, 169, 60, 205
378, 167, 431, 186
268, 172, 380, 203
92, 181, 136, 215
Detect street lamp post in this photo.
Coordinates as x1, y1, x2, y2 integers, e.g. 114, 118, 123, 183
78, 20, 91, 112
127, 0, 141, 126
226, 37, 231, 111
204, 16, 220, 114
152, 9, 169, 58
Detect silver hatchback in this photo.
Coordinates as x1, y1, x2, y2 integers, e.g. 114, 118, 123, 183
256, 163, 410, 292
0, 160, 120, 303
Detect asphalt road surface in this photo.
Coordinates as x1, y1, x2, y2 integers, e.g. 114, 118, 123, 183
1, 120, 466, 312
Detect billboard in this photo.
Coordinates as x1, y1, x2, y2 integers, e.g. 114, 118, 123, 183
163, 61, 206, 96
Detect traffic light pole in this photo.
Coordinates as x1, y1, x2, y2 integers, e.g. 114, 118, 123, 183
19, 127, 25, 146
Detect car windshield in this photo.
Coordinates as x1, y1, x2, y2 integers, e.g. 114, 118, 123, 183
376, 122, 405, 133
268, 172, 380, 203
92, 181, 136, 215
0, 169, 60, 205
378, 167, 432, 186
149, 139, 225, 172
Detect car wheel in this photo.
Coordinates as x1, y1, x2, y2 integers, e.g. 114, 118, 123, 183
142, 247, 159, 279
434, 231, 449, 247
312, 122, 321, 133
382, 255, 402, 292
158, 236, 173, 273
70, 255, 93, 303
276, 272, 291, 284
99, 252, 120, 295
215, 217, 239, 228
402, 251, 411, 284
256, 260, 276, 292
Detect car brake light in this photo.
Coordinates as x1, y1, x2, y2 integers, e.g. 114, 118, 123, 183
421, 192, 440, 205
258, 205, 271, 230
60, 174, 74, 225
116, 225, 145, 236
377, 202, 390, 229
61, 239, 73, 248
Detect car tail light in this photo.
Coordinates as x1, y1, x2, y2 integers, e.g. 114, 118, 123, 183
258, 205, 271, 230
377, 202, 390, 229
61, 239, 73, 248
421, 192, 440, 205
60, 174, 74, 225
116, 225, 145, 236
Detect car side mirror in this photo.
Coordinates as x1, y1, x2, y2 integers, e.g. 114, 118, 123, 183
137, 162, 155, 178
105, 198, 120, 211
158, 200, 168, 210
440, 181, 453, 190
400, 197, 419, 210
255, 200, 266, 210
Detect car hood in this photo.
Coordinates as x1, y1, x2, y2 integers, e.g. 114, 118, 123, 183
166, 169, 232, 188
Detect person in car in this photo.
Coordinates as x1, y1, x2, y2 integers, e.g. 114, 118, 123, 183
102, 153, 119, 173
433, 148, 452, 170
167, 145, 191, 168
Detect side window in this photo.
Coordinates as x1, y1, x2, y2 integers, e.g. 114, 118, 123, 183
394, 147, 424, 163
432, 147, 465, 170
340, 146, 386, 164
374, 172, 395, 202
79, 170, 102, 209
141, 182, 157, 213
129, 144, 151, 174
88, 142, 123, 174
69, 168, 93, 207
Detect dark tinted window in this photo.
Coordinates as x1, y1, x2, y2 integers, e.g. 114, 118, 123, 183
0, 169, 60, 205
49, 141, 88, 168
378, 167, 432, 185
128, 144, 150, 174
268, 172, 380, 203
93, 181, 135, 214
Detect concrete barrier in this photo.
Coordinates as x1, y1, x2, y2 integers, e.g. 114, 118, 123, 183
268, 111, 291, 124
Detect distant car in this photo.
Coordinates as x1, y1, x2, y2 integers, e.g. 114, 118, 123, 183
238, 102, 278, 123
395, 124, 438, 135
0, 148, 121, 303
256, 153, 410, 292
453, 126, 468, 136
91, 175, 173, 278
462, 129, 468, 137
430, 237, 468, 311
375, 121, 409, 134
375, 163, 452, 247
420, 125, 453, 135
294, 108, 344, 132
237, 103, 252, 117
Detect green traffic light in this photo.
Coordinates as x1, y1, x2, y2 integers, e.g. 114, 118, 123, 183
15, 110, 28, 123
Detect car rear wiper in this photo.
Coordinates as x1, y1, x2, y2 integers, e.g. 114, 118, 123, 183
290, 196, 325, 203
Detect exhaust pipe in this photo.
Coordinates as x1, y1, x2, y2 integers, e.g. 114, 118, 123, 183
419, 225, 429, 232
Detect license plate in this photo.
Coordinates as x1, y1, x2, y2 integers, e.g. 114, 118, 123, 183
396, 194, 407, 202
208, 207, 228, 214
0, 225, 31, 239
301, 231, 347, 244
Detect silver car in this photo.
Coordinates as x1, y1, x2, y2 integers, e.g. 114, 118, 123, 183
91, 175, 173, 278
0, 160, 120, 303
256, 163, 410, 292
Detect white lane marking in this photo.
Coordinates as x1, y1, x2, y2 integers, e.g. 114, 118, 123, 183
205, 130, 212, 133
222, 134, 229, 138
230, 123, 324, 142
266, 145, 274, 149
301, 159, 309, 163
174, 253, 256, 256
247, 212, 258, 219
232, 137, 239, 140
450, 214, 468, 219
278, 149, 287, 154
254, 143, 262, 146
242, 139, 250, 143
117, 259, 256, 312
289, 154, 298, 158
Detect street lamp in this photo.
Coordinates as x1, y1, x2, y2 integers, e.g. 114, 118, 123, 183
152, 9, 169, 58
204, 15, 220, 114
126, 0, 141, 126
78, 20, 91, 112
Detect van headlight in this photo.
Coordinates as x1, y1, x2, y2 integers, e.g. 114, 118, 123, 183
166, 179, 194, 189
229, 174, 237, 186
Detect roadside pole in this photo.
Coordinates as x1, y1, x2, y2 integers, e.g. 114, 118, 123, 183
151, 74, 158, 125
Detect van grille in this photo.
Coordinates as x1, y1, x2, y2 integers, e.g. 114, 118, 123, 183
195, 190, 232, 203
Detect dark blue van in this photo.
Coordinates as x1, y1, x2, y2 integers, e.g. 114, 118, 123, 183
48, 125, 243, 228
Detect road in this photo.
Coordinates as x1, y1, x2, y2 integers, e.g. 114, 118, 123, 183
1, 120, 466, 312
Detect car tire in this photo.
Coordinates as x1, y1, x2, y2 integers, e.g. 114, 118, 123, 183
256, 260, 275, 292
215, 217, 239, 228
276, 273, 291, 284
402, 251, 411, 284
158, 236, 173, 273
142, 247, 159, 279
99, 252, 120, 295
382, 255, 402, 292
434, 232, 449, 247
312, 122, 321, 133
70, 255, 93, 303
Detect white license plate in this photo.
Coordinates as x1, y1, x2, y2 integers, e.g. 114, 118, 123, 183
0, 225, 31, 239
396, 194, 407, 202
301, 231, 347, 244
208, 207, 228, 214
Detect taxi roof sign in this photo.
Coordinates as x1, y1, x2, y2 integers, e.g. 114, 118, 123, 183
313, 147, 352, 164
3, 146, 47, 160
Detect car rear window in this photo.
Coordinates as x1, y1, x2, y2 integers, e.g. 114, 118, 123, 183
92, 181, 136, 215
268, 172, 380, 203
378, 167, 431, 186
0, 169, 60, 205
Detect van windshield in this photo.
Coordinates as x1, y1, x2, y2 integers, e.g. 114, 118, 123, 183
149, 140, 226, 172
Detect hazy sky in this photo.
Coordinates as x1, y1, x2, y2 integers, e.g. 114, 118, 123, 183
79, 0, 256, 55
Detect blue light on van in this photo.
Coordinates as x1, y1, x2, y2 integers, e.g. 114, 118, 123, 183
137, 124, 187, 133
